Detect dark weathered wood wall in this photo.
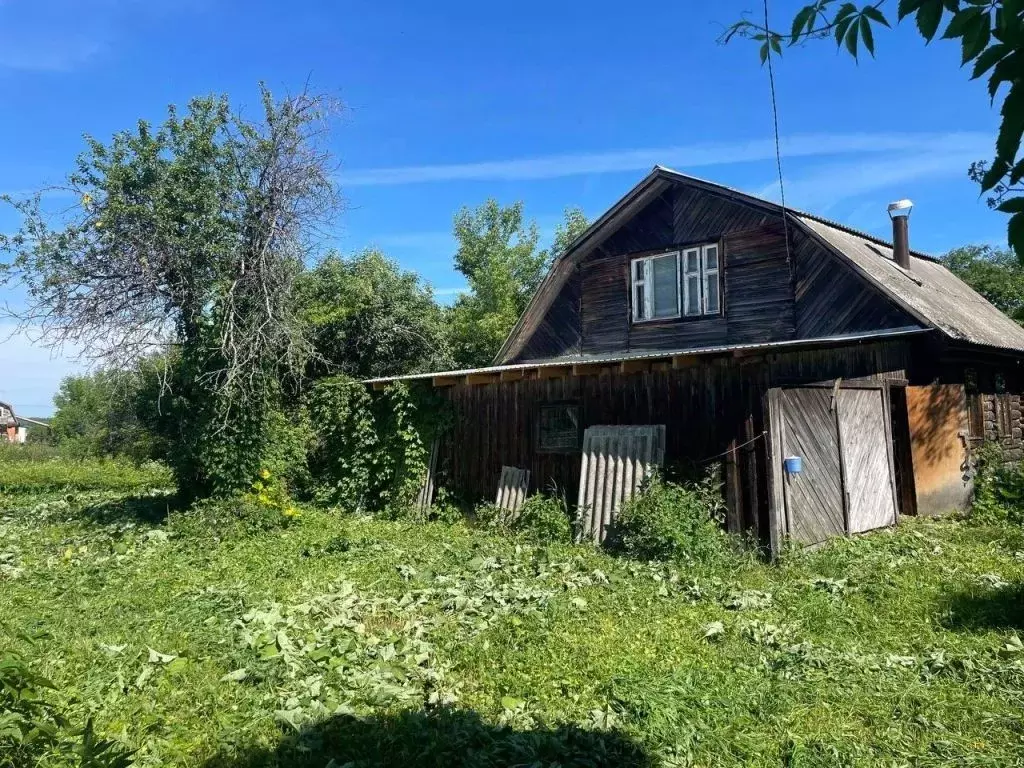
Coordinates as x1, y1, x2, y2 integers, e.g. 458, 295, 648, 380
438, 340, 910, 540
515, 271, 582, 362
509, 179, 921, 364
578, 186, 792, 356
792, 229, 915, 337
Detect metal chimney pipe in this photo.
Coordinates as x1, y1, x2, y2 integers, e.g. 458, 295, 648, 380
888, 199, 913, 271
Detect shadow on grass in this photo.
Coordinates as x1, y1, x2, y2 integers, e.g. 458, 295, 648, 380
941, 585, 1024, 632
78, 492, 180, 526
203, 708, 653, 768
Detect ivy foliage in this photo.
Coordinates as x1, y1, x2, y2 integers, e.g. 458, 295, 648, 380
305, 377, 451, 516
724, 0, 1024, 256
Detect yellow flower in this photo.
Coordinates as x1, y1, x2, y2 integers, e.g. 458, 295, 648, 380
259, 468, 271, 480
283, 507, 299, 519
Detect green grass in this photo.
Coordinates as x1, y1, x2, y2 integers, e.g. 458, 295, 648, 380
2, 465, 1024, 766
0, 449, 171, 494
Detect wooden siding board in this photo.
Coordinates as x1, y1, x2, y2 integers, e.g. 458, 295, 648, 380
513, 271, 582, 362
792, 229, 915, 338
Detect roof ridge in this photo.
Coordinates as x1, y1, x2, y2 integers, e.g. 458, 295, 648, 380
653, 166, 940, 263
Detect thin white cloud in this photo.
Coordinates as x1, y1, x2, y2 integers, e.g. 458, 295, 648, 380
432, 287, 467, 297
759, 148, 984, 212
341, 131, 992, 187
0, 36, 104, 72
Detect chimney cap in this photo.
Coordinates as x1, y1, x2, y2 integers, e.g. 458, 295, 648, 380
887, 199, 914, 217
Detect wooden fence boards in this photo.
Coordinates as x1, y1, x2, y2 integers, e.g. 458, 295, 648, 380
779, 388, 846, 545
838, 389, 897, 532
576, 425, 666, 543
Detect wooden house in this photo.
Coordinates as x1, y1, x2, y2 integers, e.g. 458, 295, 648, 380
367, 168, 1024, 553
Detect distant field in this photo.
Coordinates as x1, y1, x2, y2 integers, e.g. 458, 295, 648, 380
1, 454, 1023, 766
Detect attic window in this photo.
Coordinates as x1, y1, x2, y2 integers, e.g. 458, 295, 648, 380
631, 252, 680, 321
630, 244, 720, 322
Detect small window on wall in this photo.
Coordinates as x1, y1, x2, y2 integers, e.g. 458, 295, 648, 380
537, 403, 580, 453
631, 252, 680, 322
682, 243, 721, 316
965, 367, 984, 439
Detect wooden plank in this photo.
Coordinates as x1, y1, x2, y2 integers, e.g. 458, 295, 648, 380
838, 389, 897, 533
466, 373, 500, 386
432, 376, 460, 387
881, 384, 900, 525
537, 366, 571, 380
499, 370, 526, 382
779, 388, 846, 545
572, 363, 606, 377
620, 360, 651, 374
766, 389, 785, 557
371, 381, 389, 391
672, 355, 698, 369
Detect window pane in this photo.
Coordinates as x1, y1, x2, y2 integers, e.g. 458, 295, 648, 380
634, 259, 645, 281
704, 245, 719, 271
684, 250, 700, 274
538, 405, 580, 451
705, 273, 720, 315
651, 255, 679, 318
685, 275, 701, 315
634, 282, 646, 320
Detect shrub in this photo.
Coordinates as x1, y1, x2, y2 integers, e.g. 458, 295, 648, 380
971, 442, 1024, 525
609, 469, 730, 562
512, 494, 573, 542
169, 472, 301, 540
473, 492, 573, 543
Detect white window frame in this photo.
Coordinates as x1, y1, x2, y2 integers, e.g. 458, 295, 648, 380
630, 251, 681, 323
682, 243, 722, 317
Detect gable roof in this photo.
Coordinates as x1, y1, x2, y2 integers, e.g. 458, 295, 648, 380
495, 167, 1024, 361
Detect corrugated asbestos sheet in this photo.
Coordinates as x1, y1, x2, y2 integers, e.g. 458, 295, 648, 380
576, 425, 665, 543
798, 217, 1024, 353
495, 466, 530, 516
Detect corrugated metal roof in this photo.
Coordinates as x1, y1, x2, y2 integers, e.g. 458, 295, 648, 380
798, 217, 1024, 352
363, 326, 930, 384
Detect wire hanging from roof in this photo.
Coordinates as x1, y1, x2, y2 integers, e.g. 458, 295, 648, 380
762, 0, 793, 267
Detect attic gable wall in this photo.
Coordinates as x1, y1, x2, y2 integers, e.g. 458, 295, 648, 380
505, 177, 924, 363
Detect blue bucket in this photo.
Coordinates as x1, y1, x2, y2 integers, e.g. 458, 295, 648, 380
783, 456, 803, 474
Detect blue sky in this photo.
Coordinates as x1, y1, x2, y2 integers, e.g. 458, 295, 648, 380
0, 0, 1004, 413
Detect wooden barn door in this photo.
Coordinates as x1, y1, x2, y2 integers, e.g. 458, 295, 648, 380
778, 388, 846, 545
837, 389, 897, 533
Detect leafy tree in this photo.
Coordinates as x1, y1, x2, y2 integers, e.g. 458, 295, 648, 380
295, 248, 452, 379
0, 86, 338, 498
449, 203, 588, 367
943, 243, 1024, 322
723, 1, 1024, 255
49, 369, 155, 460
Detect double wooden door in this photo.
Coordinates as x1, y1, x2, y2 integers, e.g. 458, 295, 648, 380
777, 387, 897, 545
